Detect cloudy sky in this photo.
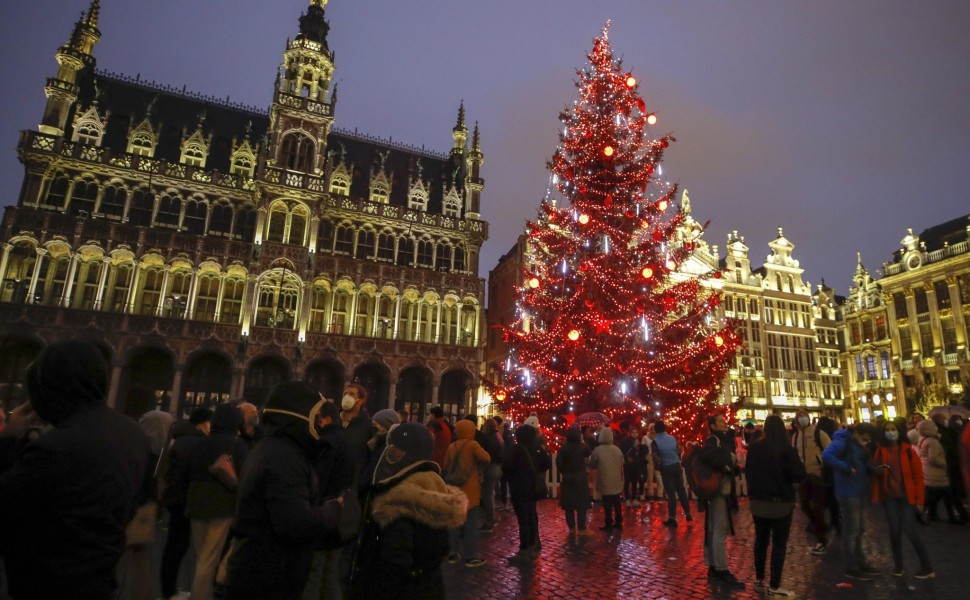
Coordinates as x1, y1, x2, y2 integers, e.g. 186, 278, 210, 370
2, 1, 968, 296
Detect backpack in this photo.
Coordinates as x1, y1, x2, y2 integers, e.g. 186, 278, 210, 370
442, 440, 472, 487
685, 437, 723, 501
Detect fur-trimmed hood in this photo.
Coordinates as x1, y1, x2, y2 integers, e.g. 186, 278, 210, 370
371, 462, 467, 530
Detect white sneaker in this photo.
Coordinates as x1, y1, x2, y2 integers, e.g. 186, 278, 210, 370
766, 587, 795, 598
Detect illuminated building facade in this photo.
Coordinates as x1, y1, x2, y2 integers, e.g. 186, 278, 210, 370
0, 1, 488, 420
842, 215, 970, 422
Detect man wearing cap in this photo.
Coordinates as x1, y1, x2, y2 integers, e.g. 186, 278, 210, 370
223, 381, 343, 600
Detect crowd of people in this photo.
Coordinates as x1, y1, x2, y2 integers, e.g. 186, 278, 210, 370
1, 338, 969, 600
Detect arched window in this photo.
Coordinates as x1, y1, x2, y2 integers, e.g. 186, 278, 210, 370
194, 274, 220, 322
334, 226, 354, 255
377, 233, 395, 262
219, 277, 245, 324
356, 231, 376, 259
183, 197, 207, 234
279, 132, 315, 172
128, 188, 154, 227
397, 238, 414, 266
208, 201, 233, 236
156, 192, 181, 227
416, 240, 434, 267
46, 175, 70, 208
75, 122, 102, 145
288, 207, 308, 246
230, 153, 254, 177
435, 244, 452, 272
99, 183, 126, 219
181, 144, 206, 168
454, 246, 466, 272
267, 206, 287, 243
236, 206, 257, 241
69, 179, 98, 216
317, 221, 334, 253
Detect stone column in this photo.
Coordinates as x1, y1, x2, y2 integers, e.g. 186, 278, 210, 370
26, 248, 47, 304
393, 294, 402, 340
0, 243, 13, 283
155, 266, 171, 316
93, 256, 111, 310
124, 261, 141, 313
185, 268, 200, 319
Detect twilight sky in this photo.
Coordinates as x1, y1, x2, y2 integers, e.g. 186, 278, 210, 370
2, 1, 968, 297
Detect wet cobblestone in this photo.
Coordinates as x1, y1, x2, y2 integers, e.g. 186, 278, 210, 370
444, 498, 967, 599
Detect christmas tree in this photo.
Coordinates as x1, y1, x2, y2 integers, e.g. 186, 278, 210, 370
492, 24, 740, 442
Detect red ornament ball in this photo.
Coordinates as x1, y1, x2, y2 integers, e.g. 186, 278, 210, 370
713, 271, 722, 279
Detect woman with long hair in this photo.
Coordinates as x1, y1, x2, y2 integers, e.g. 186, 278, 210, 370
745, 415, 805, 597
871, 418, 935, 579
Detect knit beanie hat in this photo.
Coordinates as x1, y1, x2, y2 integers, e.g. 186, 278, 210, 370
373, 408, 401, 431
189, 407, 214, 425
524, 415, 540, 429
388, 422, 434, 460
211, 403, 244, 433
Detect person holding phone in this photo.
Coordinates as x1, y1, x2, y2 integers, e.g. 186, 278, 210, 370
871, 418, 935, 579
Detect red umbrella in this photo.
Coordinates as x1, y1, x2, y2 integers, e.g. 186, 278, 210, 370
574, 412, 610, 430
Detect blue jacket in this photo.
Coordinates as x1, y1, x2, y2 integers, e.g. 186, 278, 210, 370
821, 429, 871, 498
652, 432, 681, 467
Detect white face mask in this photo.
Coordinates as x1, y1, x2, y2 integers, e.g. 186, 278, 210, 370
797, 416, 810, 428
884, 431, 899, 442
341, 394, 358, 411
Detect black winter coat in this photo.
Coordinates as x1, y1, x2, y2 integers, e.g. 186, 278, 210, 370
0, 405, 152, 600
503, 441, 551, 501
745, 440, 806, 503
349, 462, 466, 600
556, 440, 591, 511
224, 431, 341, 600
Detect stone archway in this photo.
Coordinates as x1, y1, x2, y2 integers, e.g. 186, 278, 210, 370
440, 369, 472, 421
395, 366, 434, 423
352, 362, 390, 415
182, 351, 233, 416
121, 346, 174, 418
304, 359, 345, 402
243, 354, 291, 406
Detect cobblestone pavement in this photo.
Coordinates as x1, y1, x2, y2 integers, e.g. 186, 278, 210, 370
443, 497, 967, 599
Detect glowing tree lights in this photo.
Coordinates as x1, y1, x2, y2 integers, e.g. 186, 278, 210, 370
491, 24, 739, 442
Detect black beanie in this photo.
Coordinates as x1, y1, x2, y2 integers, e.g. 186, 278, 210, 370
388, 422, 434, 460
211, 403, 243, 433
27, 339, 108, 425
263, 381, 325, 442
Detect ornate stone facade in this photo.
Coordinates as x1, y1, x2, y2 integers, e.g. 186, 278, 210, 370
0, 1, 488, 420
841, 215, 970, 422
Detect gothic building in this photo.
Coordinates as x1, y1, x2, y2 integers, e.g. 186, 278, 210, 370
0, 0, 489, 420
841, 215, 970, 422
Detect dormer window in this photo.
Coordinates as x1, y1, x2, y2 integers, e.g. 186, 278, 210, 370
329, 173, 350, 196
370, 183, 389, 204
408, 190, 428, 211
442, 190, 461, 217
71, 105, 107, 146
129, 132, 155, 157
75, 122, 102, 145
182, 144, 206, 168
230, 154, 253, 177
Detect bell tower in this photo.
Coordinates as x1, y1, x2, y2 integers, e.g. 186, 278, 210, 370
266, 0, 336, 175
40, 0, 101, 136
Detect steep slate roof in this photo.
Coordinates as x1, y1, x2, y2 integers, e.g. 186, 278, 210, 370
67, 68, 466, 215
888, 212, 970, 263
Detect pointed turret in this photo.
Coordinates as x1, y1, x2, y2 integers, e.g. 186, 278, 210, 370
40, 0, 102, 136
452, 101, 468, 153
465, 120, 484, 219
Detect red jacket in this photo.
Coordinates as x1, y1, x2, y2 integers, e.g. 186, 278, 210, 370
871, 442, 924, 507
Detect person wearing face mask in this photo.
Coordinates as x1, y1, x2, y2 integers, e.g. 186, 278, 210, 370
791, 409, 831, 555
339, 384, 376, 494
348, 422, 466, 599
222, 381, 343, 600
871, 418, 935, 579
